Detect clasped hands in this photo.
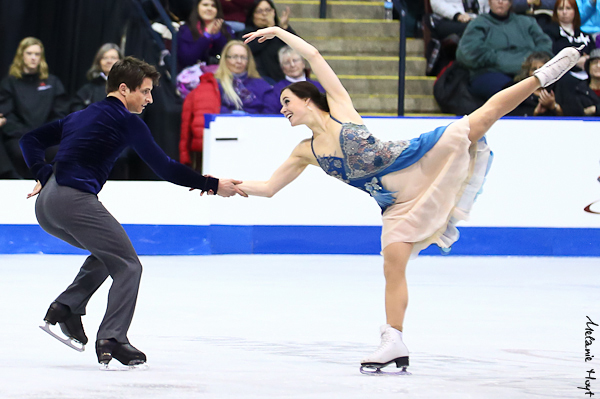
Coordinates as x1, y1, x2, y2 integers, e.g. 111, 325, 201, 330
205, 19, 223, 36
191, 176, 248, 198
534, 88, 558, 115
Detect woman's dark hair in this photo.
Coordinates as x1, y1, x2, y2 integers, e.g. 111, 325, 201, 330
106, 57, 161, 93
552, 0, 581, 30
245, 0, 281, 27
187, 0, 230, 41
285, 81, 329, 112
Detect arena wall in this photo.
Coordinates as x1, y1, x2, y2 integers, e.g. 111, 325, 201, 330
2, 115, 599, 256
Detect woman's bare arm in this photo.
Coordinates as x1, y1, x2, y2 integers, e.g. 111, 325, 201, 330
237, 140, 314, 197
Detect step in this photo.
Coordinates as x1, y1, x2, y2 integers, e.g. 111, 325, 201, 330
305, 36, 423, 57
324, 55, 425, 76
275, 0, 386, 20
339, 75, 435, 95
351, 94, 441, 114
290, 18, 399, 38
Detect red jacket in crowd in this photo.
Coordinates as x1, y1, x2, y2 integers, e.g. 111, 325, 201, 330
179, 72, 221, 165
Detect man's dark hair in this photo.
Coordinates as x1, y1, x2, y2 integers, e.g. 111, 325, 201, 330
106, 56, 160, 93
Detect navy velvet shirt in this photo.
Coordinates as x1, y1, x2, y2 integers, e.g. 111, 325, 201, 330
19, 96, 219, 195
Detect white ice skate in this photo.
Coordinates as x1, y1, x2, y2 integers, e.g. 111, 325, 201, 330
360, 324, 410, 375
534, 45, 583, 87
39, 322, 85, 352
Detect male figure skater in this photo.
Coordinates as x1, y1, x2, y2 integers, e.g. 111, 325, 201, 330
20, 56, 245, 369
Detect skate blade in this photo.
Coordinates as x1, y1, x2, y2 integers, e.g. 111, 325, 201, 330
99, 362, 149, 371
360, 365, 411, 376
39, 322, 85, 352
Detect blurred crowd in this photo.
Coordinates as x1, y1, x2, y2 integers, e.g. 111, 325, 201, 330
0, 0, 326, 179
426, 0, 600, 117
1, 0, 599, 181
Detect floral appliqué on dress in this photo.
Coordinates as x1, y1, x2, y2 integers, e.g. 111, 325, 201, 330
313, 122, 409, 209
340, 123, 408, 180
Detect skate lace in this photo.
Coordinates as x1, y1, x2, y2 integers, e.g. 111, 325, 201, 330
372, 330, 393, 355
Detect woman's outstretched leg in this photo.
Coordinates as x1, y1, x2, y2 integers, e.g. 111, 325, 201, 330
360, 242, 412, 373
468, 46, 582, 143
468, 77, 539, 143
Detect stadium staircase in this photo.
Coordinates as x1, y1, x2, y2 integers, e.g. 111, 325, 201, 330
273, 0, 442, 116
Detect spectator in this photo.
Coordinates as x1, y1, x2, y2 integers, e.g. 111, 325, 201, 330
0, 113, 18, 178
267, 46, 325, 113
214, 40, 274, 113
428, 0, 490, 75
0, 37, 69, 178
510, 51, 563, 115
240, 0, 295, 84
430, 0, 490, 39
179, 72, 220, 171
221, 0, 254, 34
512, 0, 557, 13
72, 43, 123, 111
456, 0, 553, 100
177, 0, 234, 71
73, 43, 131, 180
512, 0, 557, 28
544, 0, 593, 80
556, 47, 600, 115
577, 0, 600, 36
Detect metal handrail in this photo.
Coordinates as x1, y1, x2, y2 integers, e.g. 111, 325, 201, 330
317, 0, 407, 116
393, 0, 407, 117
320, 0, 327, 18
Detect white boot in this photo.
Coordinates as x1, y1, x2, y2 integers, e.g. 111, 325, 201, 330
360, 324, 409, 375
534, 46, 582, 87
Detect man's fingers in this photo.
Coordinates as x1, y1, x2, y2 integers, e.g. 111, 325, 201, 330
235, 187, 248, 197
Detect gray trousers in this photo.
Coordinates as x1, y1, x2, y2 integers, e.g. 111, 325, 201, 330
35, 175, 142, 343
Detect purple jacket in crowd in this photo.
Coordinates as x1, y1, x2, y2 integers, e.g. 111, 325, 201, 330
218, 74, 274, 114
177, 23, 234, 71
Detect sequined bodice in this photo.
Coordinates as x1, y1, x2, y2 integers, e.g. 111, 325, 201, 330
310, 116, 445, 211
311, 118, 409, 183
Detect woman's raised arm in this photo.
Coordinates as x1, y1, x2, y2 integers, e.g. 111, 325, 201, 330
243, 27, 353, 107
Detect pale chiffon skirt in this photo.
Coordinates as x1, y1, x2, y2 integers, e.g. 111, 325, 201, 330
380, 116, 492, 257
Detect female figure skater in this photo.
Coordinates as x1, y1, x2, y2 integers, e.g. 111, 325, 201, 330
241, 26, 580, 374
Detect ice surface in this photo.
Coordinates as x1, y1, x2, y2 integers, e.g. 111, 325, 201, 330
0, 254, 597, 398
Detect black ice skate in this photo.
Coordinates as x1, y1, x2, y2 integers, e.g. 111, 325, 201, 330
96, 339, 148, 371
39, 301, 87, 352
360, 324, 410, 376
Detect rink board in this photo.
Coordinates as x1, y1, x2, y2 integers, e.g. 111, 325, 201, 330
1, 224, 599, 256
1, 115, 599, 256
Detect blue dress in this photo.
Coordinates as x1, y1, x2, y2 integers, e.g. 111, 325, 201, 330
310, 116, 493, 254
310, 116, 446, 212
